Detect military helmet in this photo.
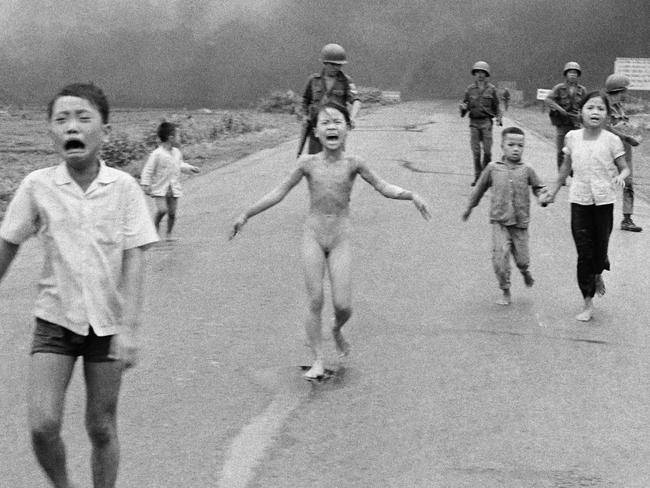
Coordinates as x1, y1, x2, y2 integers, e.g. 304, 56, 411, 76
321, 43, 347, 65
605, 73, 630, 93
471, 61, 490, 76
563, 61, 582, 76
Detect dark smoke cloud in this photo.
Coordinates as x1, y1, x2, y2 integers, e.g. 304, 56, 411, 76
0, 0, 648, 107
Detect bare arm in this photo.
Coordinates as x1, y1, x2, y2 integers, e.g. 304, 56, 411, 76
613, 154, 630, 187
230, 166, 305, 238
357, 160, 431, 220
462, 167, 491, 220
546, 153, 573, 203
0, 238, 20, 284
112, 246, 145, 369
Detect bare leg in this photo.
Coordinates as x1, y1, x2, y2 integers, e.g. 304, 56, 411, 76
28, 353, 77, 488
153, 197, 168, 234
84, 360, 122, 488
302, 231, 326, 378
594, 274, 606, 297
327, 238, 352, 358
576, 296, 594, 322
166, 196, 178, 239
496, 289, 511, 306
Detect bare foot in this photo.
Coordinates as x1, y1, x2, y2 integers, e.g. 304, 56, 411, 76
595, 275, 605, 297
304, 359, 324, 379
332, 329, 350, 359
576, 308, 593, 322
496, 289, 511, 306
522, 270, 535, 287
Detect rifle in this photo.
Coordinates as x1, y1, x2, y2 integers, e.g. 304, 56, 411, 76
297, 119, 312, 158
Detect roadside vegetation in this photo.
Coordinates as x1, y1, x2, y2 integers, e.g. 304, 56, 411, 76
0, 86, 395, 219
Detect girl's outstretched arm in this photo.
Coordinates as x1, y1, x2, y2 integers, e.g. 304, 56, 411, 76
356, 158, 431, 220
230, 165, 305, 239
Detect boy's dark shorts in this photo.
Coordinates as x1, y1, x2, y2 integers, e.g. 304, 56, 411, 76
31, 317, 115, 362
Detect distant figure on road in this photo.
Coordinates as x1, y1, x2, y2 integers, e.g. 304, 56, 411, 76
0, 83, 159, 488
459, 61, 502, 186
230, 102, 430, 380
544, 91, 629, 322
140, 121, 200, 241
462, 127, 547, 305
500, 87, 511, 111
605, 73, 643, 232
299, 43, 361, 156
544, 62, 586, 176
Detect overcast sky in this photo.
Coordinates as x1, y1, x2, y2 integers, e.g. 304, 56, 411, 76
0, 0, 647, 107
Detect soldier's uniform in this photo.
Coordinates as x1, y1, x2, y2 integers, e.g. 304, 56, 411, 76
546, 62, 586, 172
462, 78, 500, 183
302, 70, 360, 154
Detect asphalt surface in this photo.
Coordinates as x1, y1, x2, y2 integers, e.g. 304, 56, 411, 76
1, 100, 649, 487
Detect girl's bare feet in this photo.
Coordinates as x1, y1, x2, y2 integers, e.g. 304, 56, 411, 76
496, 289, 511, 306
576, 297, 593, 321
595, 274, 605, 297
332, 328, 350, 359
304, 358, 325, 379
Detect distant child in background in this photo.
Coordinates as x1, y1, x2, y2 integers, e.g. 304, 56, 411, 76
462, 126, 547, 305
230, 101, 430, 380
544, 91, 629, 322
140, 122, 200, 240
0, 83, 159, 488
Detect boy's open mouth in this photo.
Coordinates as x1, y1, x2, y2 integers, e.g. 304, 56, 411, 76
326, 135, 339, 141
64, 139, 85, 151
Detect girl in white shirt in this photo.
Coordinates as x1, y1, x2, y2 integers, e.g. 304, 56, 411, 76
545, 91, 629, 321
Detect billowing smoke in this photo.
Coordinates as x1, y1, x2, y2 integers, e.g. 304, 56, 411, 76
0, 0, 647, 108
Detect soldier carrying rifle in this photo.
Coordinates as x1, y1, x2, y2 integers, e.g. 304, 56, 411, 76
545, 62, 587, 176
298, 43, 361, 156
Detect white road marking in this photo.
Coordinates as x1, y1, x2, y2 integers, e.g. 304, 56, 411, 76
216, 391, 304, 488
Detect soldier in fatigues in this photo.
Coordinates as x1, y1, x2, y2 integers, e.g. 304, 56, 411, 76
300, 43, 361, 155
545, 62, 586, 177
460, 61, 502, 186
605, 73, 643, 232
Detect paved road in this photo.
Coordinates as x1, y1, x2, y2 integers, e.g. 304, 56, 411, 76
1, 101, 649, 487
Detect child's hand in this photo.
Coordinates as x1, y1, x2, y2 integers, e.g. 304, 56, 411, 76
109, 333, 139, 370
412, 194, 431, 221
461, 209, 471, 221
230, 215, 247, 240
613, 175, 626, 188
142, 185, 151, 195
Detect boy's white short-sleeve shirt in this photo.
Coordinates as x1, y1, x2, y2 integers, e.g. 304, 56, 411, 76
0, 161, 159, 336
140, 146, 190, 197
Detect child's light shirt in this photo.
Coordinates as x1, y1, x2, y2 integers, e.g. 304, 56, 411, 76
140, 146, 193, 197
0, 161, 159, 336
563, 129, 625, 206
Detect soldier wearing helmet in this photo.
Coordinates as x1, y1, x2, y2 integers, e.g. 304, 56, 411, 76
544, 62, 587, 175
299, 43, 361, 155
459, 61, 502, 186
605, 73, 643, 232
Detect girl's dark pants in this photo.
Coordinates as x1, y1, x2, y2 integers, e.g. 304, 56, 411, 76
570, 203, 613, 298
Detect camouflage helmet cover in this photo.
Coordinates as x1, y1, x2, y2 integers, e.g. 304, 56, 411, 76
605, 73, 630, 93
471, 61, 490, 76
321, 43, 347, 64
563, 61, 582, 76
